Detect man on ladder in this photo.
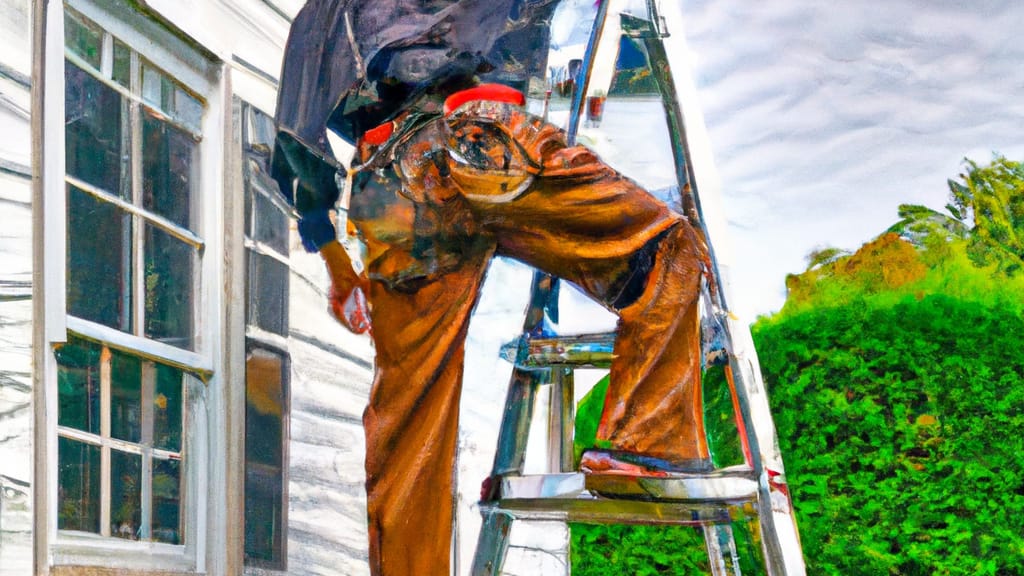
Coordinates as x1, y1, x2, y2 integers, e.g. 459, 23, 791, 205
273, 1, 716, 574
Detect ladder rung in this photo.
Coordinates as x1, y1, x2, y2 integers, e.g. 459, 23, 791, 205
500, 332, 617, 369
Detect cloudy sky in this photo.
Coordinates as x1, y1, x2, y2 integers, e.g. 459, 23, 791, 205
672, 0, 1024, 318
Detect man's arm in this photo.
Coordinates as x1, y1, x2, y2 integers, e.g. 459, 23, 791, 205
320, 240, 372, 335
271, 132, 370, 335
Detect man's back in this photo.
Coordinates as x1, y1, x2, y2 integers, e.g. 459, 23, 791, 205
276, 0, 559, 150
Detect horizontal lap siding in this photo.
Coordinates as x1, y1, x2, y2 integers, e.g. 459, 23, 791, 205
0, 159, 32, 575
0, 1, 32, 567
285, 268, 373, 575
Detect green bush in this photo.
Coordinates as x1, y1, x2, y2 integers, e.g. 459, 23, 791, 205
571, 524, 709, 576
572, 295, 1024, 574
756, 295, 1024, 575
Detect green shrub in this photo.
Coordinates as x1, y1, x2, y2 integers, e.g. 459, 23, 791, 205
756, 295, 1024, 575
572, 295, 1024, 574
571, 524, 709, 576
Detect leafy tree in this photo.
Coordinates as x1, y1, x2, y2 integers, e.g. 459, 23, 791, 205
805, 246, 852, 270
887, 204, 967, 250
782, 233, 928, 315
947, 155, 1024, 275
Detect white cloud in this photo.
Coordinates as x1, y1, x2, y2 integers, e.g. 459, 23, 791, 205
677, 0, 1024, 317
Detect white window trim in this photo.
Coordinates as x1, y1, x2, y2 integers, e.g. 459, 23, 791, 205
33, 3, 68, 573
34, 0, 232, 573
67, 0, 218, 97
66, 317, 213, 377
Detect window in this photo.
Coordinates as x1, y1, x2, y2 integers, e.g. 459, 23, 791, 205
244, 344, 289, 568
55, 336, 186, 543
241, 101, 291, 569
243, 103, 290, 338
64, 8, 202, 350
53, 5, 213, 555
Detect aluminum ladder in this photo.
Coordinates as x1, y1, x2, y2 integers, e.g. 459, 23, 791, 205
470, 1, 806, 574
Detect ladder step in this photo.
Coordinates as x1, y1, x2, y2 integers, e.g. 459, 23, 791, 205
585, 467, 759, 502
480, 494, 754, 527
500, 332, 617, 369
496, 466, 758, 503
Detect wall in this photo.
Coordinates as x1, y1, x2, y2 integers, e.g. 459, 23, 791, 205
0, 0, 35, 573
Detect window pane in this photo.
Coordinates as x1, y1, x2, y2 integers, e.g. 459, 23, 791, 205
245, 106, 275, 155
64, 13, 102, 70
244, 104, 289, 255
141, 64, 163, 112
249, 180, 290, 255
66, 185, 132, 332
152, 458, 182, 544
110, 450, 141, 540
244, 464, 283, 564
245, 348, 284, 466
244, 176, 253, 239
153, 363, 183, 452
143, 112, 197, 230
174, 87, 203, 132
112, 38, 131, 89
58, 437, 101, 534
66, 63, 127, 196
110, 349, 142, 444
56, 338, 102, 434
142, 63, 203, 132
144, 225, 195, 350
245, 347, 286, 564
246, 251, 289, 336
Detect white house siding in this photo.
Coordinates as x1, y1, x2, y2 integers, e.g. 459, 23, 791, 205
0, 0, 33, 573
0, 169, 33, 576
283, 250, 375, 576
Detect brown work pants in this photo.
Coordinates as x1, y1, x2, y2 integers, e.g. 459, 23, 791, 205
350, 101, 709, 576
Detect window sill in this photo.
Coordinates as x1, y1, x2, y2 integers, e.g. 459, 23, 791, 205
53, 568, 195, 576
52, 531, 194, 574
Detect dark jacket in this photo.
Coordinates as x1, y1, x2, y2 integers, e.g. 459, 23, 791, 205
272, 0, 558, 250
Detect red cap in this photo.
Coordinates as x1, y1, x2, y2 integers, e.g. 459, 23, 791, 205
443, 83, 525, 116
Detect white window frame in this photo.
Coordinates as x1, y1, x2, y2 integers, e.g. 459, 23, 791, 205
33, 0, 228, 572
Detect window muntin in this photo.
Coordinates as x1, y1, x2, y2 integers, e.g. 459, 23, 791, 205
56, 336, 186, 544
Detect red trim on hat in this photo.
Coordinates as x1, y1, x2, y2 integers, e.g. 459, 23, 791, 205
363, 121, 395, 145
443, 84, 525, 116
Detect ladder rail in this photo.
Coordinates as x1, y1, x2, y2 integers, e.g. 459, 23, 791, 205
567, 0, 613, 146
